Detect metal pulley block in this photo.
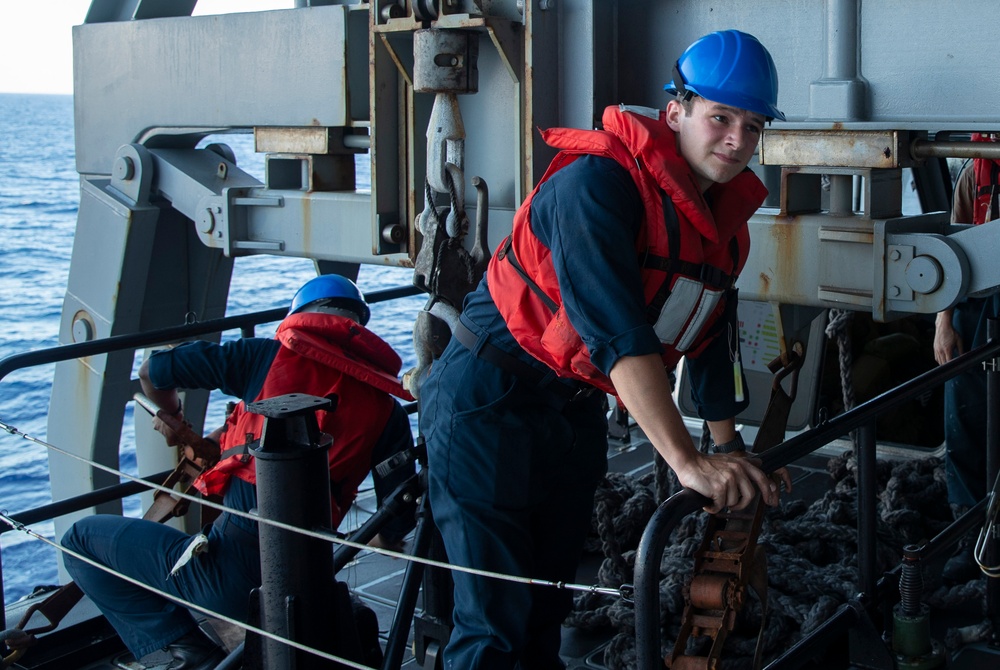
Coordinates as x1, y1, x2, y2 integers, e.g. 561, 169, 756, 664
407, 28, 489, 398
408, 176, 490, 398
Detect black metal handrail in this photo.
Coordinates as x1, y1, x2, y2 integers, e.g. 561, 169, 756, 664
0, 470, 174, 532
634, 334, 1000, 669
0, 284, 422, 386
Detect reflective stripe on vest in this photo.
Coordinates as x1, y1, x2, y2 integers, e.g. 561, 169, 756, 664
644, 191, 738, 352
655, 280, 725, 352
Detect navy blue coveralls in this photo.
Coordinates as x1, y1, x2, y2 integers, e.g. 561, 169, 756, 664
945, 295, 1000, 508
61, 339, 413, 659
419, 155, 748, 669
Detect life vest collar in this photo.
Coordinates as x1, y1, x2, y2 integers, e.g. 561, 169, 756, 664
541, 106, 767, 244
276, 312, 414, 401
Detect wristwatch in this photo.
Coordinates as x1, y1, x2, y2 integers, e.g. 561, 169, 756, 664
712, 432, 746, 454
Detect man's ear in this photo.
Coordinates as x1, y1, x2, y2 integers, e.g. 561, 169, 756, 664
665, 99, 683, 132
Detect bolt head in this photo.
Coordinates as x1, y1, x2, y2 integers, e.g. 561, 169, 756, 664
72, 316, 94, 342
198, 208, 216, 234
113, 156, 135, 181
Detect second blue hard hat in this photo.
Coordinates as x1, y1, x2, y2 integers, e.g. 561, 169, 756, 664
665, 29, 785, 122
289, 275, 370, 325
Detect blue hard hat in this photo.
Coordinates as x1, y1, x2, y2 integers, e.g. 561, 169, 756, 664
665, 30, 785, 122
289, 275, 370, 325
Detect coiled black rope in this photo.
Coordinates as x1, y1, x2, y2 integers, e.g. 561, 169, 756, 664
566, 451, 989, 669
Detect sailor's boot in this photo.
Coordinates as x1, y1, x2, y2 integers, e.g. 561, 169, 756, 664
165, 628, 227, 670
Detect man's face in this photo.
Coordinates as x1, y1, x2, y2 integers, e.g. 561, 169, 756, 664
665, 96, 765, 192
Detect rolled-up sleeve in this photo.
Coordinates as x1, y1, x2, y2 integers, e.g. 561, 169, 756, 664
531, 155, 661, 375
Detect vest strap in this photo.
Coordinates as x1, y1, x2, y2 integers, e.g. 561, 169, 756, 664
643, 255, 738, 290
991, 162, 999, 222
218, 438, 258, 463
498, 236, 560, 314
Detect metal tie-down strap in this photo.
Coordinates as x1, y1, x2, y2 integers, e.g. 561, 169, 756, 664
667, 349, 803, 670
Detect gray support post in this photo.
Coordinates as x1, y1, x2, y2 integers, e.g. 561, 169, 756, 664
810, 0, 868, 121
250, 394, 343, 670
47, 175, 161, 551
828, 174, 855, 217
48, 146, 234, 564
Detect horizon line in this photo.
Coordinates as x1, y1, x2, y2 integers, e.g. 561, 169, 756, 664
0, 90, 73, 96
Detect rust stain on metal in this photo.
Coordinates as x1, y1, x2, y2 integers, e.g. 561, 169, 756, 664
301, 192, 312, 253
758, 272, 771, 294
763, 218, 802, 301
75, 363, 93, 419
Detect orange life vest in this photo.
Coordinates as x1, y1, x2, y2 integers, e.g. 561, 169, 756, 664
194, 311, 413, 527
486, 105, 767, 395
972, 133, 1000, 225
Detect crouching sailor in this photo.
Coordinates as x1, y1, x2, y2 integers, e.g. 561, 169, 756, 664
61, 275, 415, 670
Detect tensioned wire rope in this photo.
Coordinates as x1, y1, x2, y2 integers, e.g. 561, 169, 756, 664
0, 415, 633, 662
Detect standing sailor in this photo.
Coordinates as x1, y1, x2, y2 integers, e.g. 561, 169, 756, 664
419, 30, 792, 669
933, 132, 1000, 583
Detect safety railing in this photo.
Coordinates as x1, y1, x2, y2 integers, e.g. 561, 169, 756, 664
0, 285, 421, 384
634, 324, 1000, 669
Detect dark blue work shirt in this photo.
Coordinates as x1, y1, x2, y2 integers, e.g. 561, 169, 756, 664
462, 154, 747, 421
146, 339, 281, 529
147, 339, 280, 403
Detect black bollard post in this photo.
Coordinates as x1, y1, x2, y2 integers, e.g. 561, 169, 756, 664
249, 393, 349, 670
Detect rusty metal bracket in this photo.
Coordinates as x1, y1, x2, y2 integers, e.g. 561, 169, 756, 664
14, 583, 84, 638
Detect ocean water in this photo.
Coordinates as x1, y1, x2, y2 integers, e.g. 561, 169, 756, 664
0, 92, 425, 604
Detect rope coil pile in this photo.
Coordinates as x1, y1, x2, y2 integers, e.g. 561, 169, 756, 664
567, 451, 991, 670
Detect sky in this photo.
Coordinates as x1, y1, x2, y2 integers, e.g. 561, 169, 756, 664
0, 1, 291, 95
